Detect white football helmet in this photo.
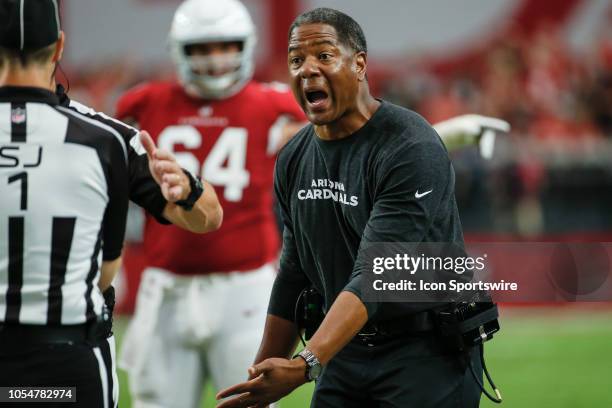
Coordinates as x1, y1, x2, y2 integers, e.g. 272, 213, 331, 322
169, 0, 257, 99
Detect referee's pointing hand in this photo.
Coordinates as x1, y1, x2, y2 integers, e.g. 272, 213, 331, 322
140, 130, 191, 203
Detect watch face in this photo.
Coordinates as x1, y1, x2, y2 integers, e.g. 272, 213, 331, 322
309, 364, 322, 380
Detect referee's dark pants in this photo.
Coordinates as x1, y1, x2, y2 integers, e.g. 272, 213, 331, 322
0, 326, 116, 408
311, 331, 483, 408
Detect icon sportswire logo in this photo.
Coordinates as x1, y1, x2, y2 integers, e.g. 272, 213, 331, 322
415, 189, 433, 199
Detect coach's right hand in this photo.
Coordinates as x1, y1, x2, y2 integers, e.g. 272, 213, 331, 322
140, 130, 191, 202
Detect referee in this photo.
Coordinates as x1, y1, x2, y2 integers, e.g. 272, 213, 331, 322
0, 1, 212, 407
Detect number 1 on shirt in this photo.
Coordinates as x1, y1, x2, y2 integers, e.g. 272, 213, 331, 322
8, 172, 27, 210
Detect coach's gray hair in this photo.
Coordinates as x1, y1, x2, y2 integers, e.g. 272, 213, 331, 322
289, 8, 367, 53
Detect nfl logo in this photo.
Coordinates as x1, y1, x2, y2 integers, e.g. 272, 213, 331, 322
11, 107, 26, 124
199, 106, 213, 117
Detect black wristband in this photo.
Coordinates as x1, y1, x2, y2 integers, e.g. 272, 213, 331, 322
100, 285, 115, 339
175, 169, 204, 211
102, 286, 116, 313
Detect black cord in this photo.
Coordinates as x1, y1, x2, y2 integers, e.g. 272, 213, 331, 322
56, 62, 70, 93
294, 289, 307, 348
469, 343, 503, 403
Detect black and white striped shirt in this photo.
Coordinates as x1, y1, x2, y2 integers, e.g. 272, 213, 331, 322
0, 86, 129, 325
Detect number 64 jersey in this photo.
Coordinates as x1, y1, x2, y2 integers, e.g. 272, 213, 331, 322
116, 80, 306, 275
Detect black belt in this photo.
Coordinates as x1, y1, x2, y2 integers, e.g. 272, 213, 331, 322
355, 310, 436, 345
0, 323, 90, 349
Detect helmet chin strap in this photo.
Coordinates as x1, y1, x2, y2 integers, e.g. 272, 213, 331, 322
199, 73, 236, 93
185, 71, 247, 100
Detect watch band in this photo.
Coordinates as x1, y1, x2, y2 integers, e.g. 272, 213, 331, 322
297, 348, 322, 382
174, 169, 204, 211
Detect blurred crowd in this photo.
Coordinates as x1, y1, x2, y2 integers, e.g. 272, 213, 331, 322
383, 25, 612, 141
383, 23, 612, 237
61, 23, 612, 237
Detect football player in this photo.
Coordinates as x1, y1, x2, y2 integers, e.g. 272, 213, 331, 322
117, 2, 304, 407
117, 0, 509, 407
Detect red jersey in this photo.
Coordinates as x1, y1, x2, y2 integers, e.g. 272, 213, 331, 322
116, 81, 306, 275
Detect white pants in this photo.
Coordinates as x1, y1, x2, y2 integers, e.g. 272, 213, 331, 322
119, 264, 276, 408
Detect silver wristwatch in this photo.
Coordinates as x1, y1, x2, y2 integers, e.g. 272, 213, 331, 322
297, 349, 322, 382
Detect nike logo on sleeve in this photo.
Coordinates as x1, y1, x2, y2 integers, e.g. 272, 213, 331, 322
415, 189, 433, 199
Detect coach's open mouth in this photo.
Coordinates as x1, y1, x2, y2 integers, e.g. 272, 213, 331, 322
304, 88, 330, 110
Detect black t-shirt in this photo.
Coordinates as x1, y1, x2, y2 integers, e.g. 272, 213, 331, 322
269, 100, 464, 322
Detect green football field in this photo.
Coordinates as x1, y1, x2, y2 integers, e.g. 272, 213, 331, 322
114, 306, 612, 408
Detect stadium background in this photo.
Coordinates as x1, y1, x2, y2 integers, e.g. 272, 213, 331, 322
59, 0, 612, 406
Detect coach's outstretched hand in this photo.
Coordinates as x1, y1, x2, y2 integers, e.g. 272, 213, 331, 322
140, 130, 191, 202
216, 357, 307, 408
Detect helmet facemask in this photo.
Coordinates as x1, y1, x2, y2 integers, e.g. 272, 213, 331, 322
174, 39, 254, 99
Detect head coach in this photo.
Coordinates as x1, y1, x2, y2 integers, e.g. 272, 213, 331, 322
217, 8, 489, 408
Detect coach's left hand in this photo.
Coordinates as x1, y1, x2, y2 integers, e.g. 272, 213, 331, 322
216, 357, 307, 408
